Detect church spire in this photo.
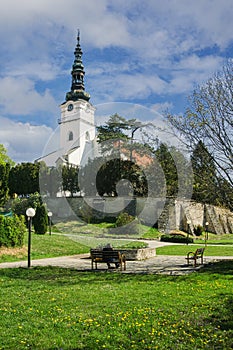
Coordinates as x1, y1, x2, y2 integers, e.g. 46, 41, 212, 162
66, 30, 90, 102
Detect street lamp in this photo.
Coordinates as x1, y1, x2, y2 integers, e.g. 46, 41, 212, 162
26, 207, 36, 268
48, 211, 53, 235
187, 220, 191, 245
205, 222, 209, 246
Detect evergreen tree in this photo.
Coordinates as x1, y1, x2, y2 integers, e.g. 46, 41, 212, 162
191, 141, 218, 204
0, 163, 10, 206
33, 203, 48, 235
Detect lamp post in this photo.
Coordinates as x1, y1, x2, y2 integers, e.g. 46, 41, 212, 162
187, 220, 191, 245
48, 211, 53, 235
205, 222, 209, 247
26, 208, 36, 268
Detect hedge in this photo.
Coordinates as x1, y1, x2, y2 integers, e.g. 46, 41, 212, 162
160, 233, 194, 244
0, 215, 26, 247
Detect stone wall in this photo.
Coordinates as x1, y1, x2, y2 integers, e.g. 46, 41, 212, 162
44, 196, 233, 235
119, 248, 156, 260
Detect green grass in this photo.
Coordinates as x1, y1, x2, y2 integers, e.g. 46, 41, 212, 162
141, 226, 160, 239
0, 232, 147, 263
0, 262, 232, 349
195, 233, 233, 245
0, 234, 90, 263
55, 221, 160, 239
157, 244, 233, 256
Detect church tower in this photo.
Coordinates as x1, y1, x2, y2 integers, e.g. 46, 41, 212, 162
59, 31, 96, 165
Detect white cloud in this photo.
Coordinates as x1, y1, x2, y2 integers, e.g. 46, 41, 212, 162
5, 61, 60, 81
0, 116, 54, 163
0, 77, 57, 116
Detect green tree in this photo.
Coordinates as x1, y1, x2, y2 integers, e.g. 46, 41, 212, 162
0, 163, 10, 206
0, 144, 15, 167
8, 162, 40, 196
0, 144, 14, 205
191, 141, 218, 204
97, 114, 152, 159
62, 164, 79, 197
39, 162, 62, 197
33, 203, 48, 234
152, 143, 191, 198
96, 159, 147, 197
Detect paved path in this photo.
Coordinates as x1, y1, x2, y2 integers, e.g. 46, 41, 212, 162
0, 253, 232, 275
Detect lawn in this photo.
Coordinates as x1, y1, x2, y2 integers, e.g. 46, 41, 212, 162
0, 231, 147, 263
0, 262, 232, 349
0, 234, 89, 263
156, 244, 233, 256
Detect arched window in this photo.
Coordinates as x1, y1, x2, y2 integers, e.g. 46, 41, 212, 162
85, 131, 90, 141
68, 131, 73, 141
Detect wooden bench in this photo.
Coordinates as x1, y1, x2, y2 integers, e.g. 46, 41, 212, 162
186, 248, 205, 267
90, 249, 126, 271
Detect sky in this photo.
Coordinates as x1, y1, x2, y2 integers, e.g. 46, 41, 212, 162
0, 0, 233, 163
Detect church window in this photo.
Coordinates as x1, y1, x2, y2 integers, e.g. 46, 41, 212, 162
85, 131, 90, 141
68, 131, 73, 141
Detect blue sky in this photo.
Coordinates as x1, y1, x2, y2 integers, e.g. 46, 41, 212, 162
0, 0, 233, 163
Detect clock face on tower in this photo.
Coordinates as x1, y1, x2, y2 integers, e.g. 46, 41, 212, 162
67, 103, 73, 111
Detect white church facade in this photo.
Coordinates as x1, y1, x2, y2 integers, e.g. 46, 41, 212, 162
37, 32, 97, 167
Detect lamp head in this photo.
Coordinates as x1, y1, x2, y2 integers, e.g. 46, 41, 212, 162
26, 208, 36, 218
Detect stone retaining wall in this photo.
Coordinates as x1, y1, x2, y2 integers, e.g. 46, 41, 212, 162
119, 248, 156, 261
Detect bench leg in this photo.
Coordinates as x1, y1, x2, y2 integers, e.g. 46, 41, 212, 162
194, 258, 197, 267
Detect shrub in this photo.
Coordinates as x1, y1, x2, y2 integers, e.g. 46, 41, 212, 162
11, 193, 42, 217
0, 214, 26, 247
33, 204, 48, 234
115, 212, 135, 227
160, 234, 193, 244
108, 213, 140, 235
194, 225, 203, 236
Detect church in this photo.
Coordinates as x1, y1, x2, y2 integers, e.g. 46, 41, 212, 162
37, 31, 97, 167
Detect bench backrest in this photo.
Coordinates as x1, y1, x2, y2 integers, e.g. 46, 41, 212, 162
195, 248, 205, 256
90, 249, 103, 259
103, 250, 121, 261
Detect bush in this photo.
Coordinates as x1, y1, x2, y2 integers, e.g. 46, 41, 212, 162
0, 215, 26, 247
194, 225, 203, 236
33, 204, 48, 234
160, 234, 193, 244
11, 193, 42, 217
115, 212, 135, 227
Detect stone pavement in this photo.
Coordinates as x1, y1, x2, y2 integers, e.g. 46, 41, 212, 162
0, 253, 232, 275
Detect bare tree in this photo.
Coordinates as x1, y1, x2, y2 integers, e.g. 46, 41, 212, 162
167, 60, 233, 189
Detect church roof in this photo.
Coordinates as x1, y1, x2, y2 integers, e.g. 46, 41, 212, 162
65, 30, 90, 102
